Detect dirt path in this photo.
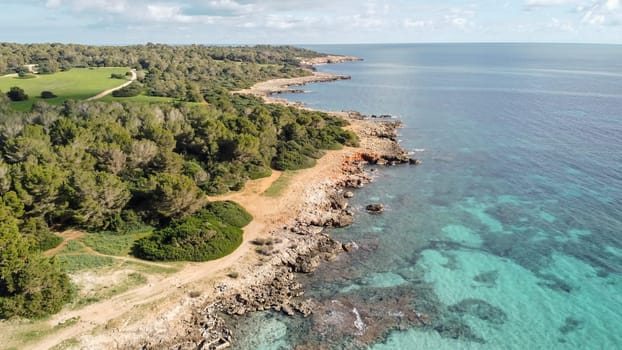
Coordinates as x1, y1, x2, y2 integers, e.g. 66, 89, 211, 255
45, 229, 175, 269
44, 230, 87, 256
86, 69, 137, 101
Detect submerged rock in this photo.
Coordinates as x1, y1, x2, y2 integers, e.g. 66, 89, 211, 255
366, 203, 384, 213
448, 298, 508, 325
342, 241, 359, 252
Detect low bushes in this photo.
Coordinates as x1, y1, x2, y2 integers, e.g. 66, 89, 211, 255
40, 91, 57, 99
112, 81, 143, 97
203, 201, 252, 228
132, 201, 251, 262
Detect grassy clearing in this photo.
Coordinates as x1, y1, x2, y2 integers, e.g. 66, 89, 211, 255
1, 316, 79, 349
57, 254, 116, 273
0, 67, 130, 110
263, 171, 295, 197
71, 272, 148, 308
99, 272, 147, 298
99, 93, 173, 104
123, 260, 181, 275
62, 240, 87, 254
81, 230, 153, 256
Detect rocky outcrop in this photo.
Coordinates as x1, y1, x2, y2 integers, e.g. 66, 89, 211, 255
299, 55, 363, 67
366, 203, 384, 214
218, 234, 341, 318
297, 287, 431, 349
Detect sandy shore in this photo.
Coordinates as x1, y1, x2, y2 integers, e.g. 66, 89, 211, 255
24, 55, 414, 350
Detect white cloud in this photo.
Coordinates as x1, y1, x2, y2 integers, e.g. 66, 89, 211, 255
547, 17, 577, 31
525, 0, 578, 7
524, 0, 621, 26
581, 0, 622, 25
403, 19, 432, 28
73, 0, 128, 13
45, 0, 62, 8
207, 0, 254, 14
6, 0, 622, 44
444, 8, 476, 29
607, 0, 620, 10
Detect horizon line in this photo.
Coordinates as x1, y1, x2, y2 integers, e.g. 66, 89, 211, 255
1, 40, 621, 47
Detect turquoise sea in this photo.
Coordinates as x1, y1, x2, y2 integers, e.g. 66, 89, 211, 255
233, 44, 622, 349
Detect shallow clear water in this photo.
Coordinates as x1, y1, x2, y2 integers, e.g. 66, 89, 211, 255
233, 44, 622, 349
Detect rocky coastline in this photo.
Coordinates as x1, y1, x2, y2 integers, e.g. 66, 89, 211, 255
127, 112, 421, 349
114, 57, 421, 350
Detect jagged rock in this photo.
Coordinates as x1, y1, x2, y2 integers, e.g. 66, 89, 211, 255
308, 225, 324, 234
344, 191, 354, 198
294, 255, 321, 273
296, 299, 316, 317
342, 241, 358, 252
366, 203, 384, 213
282, 303, 295, 316
333, 213, 353, 227
331, 196, 349, 210
409, 158, 422, 165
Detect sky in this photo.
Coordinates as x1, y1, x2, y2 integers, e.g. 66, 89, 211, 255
0, 0, 621, 44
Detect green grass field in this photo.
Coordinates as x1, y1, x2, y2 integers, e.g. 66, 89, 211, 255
0, 67, 130, 110
99, 94, 173, 104
263, 171, 295, 197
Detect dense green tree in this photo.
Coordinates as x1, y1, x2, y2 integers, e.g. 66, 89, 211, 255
0, 202, 72, 319
6, 87, 28, 102
149, 173, 203, 219
62, 171, 131, 229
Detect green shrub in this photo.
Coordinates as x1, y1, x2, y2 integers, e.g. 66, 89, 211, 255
272, 141, 317, 170
204, 201, 252, 228
36, 233, 63, 251
40, 91, 57, 99
246, 164, 272, 180
6, 86, 28, 101
111, 81, 143, 97
132, 209, 244, 262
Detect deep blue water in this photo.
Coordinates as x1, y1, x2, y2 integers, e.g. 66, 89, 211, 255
234, 44, 622, 349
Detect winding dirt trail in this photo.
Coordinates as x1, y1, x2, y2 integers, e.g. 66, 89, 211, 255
86, 69, 137, 101
44, 230, 86, 257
